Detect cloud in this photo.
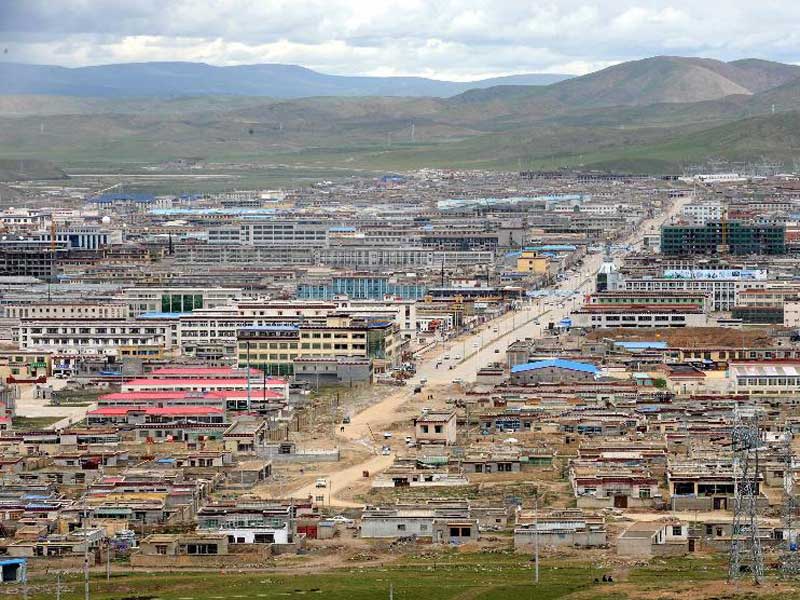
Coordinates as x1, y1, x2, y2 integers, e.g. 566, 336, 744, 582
1, 0, 799, 79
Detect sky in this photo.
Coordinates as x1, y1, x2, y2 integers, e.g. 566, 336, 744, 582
1, 0, 799, 80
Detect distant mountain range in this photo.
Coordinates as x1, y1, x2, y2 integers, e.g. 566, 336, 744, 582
1, 56, 800, 175
0, 61, 571, 98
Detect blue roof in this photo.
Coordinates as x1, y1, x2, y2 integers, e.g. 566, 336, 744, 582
511, 359, 599, 375
138, 312, 191, 319
241, 325, 299, 332
525, 245, 577, 252
0, 558, 26, 566
90, 193, 154, 204
614, 341, 669, 350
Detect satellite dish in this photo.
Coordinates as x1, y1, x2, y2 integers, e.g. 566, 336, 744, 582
101, 216, 112, 224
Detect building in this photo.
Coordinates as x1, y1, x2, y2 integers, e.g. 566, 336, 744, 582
729, 361, 800, 396
510, 359, 599, 385
413, 410, 457, 446
617, 520, 690, 558
681, 201, 725, 225
515, 249, 549, 274
119, 287, 242, 317
237, 317, 400, 376
661, 221, 785, 256
514, 510, 606, 550
297, 275, 427, 300
572, 305, 708, 329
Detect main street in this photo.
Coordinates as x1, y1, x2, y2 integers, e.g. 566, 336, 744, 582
289, 195, 690, 505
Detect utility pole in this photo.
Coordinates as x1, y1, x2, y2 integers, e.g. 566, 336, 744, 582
106, 540, 111, 580
56, 571, 62, 600
389, 582, 394, 600
534, 494, 540, 585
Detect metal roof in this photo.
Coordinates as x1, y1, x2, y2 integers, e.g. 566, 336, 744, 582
511, 359, 599, 375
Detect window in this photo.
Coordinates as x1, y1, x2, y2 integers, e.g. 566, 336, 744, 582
397, 524, 406, 531
155, 545, 168, 555
672, 526, 682, 536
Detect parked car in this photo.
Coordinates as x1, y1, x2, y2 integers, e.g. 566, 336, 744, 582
315, 478, 328, 488
494, 348, 500, 353
381, 446, 392, 455
342, 416, 351, 424
330, 515, 356, 527
382, 432, 393, 439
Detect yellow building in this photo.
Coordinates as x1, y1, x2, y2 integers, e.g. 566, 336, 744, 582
516, 250, 549, 274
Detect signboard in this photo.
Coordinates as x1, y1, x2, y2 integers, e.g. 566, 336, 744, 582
663, 269, 767, 280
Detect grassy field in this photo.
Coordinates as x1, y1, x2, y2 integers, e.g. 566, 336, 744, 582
21, 553, 797, 600
11, 415, 60, 429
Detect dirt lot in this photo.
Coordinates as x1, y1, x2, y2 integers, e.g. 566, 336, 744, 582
588, 326, 780, 348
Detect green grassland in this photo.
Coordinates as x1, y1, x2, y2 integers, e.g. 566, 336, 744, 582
21, 553, 799, 600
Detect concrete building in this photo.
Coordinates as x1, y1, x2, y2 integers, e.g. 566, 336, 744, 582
661, 221, 785, 256
413, 410, 457, 446
510, 359, 599, 385
617, 521, 690, 558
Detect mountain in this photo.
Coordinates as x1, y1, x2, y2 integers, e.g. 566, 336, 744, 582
1, 55, 800, 177
0, 61, 570, 99
450, 56, 800, 113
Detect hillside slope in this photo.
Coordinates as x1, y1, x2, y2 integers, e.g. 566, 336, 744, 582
0, 61, 570, 99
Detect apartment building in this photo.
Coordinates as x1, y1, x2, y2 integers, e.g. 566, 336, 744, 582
17, 318, 172, 356
5, 302, 128, 320
661, 221, 785, 256
207, 220, 329, 246
119, 287, 243, 317
236, 317, 400, 376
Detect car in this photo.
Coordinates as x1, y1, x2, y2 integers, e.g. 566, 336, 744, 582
413, 386, 422, 394
443, 354, 451, 360
330, 515, 356, 527
453, 378, 463, 385
315, 478, 328, 488
494, 348, 500, 353
404, 435, 414, 443
381, 446, 391, 455
472, 342, 479, 347
382, 432, 393, 439
342, 416, 351, 424
453, 354, 461, 360
419, 378, 428, 385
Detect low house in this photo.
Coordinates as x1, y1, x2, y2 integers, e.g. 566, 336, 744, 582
570, 464, 662, 509
138, 532, 228, 557
222, 419, 269, 453
510, 359, 599, 385
0, 558, 26, 583
360, 504, 479, 544
617, 520, 690, 558
514, 509, 606, 550
667, 460, 765, 511
196, 502, 294, 545
414, 410, 457, 446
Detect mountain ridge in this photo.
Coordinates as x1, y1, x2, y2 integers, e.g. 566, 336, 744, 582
0, 61, 570, 99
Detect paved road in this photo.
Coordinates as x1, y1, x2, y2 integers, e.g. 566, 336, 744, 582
288, 197, 690, 506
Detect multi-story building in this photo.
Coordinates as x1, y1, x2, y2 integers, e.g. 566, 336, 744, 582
661, 220, 785, 256
681, 201, 725, 224
118, 287, 243, 317
236, 316, 400, 376
207, 220, 329, 246
4, 302, 128, 320
34, 226, 123, 250
296, 274, 427, 301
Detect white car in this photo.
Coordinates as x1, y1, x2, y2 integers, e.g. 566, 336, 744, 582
453, 354, 461, 360
315, 478, 328, 488
330, 515, 356, 527
381, 446, 392, 455
382, 431, 393, 439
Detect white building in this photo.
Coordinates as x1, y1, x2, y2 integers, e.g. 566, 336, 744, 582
681, 201, 725, 224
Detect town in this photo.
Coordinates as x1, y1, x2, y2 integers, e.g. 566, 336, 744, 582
0, 167, 798, 596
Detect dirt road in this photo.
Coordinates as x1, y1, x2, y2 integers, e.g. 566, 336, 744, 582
286, 196, 690, 507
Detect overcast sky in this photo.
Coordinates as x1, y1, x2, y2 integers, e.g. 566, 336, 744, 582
1, 1, 799, 80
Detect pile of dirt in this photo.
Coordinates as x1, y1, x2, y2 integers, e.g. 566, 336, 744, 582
587, 327, 778, 348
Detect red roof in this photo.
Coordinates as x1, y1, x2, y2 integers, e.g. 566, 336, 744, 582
100, 391, 197, 401
150, 367, 263, 377
126, 377, 287, 387
205, 389, 284, 399
88, 406, 224, 417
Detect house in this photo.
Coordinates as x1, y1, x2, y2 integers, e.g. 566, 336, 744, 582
514, 509, 606, 550
196, 502, 294, 545
667, 460, 766, 511
360, 504, 479, 544
510, 359, 598, 385
138, 532, 228, 557
617, 520, 690, 558
570, 464, 662, 509
0, 558, 26, 583
222, 419, 269, 453
413, 410, 457, 446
